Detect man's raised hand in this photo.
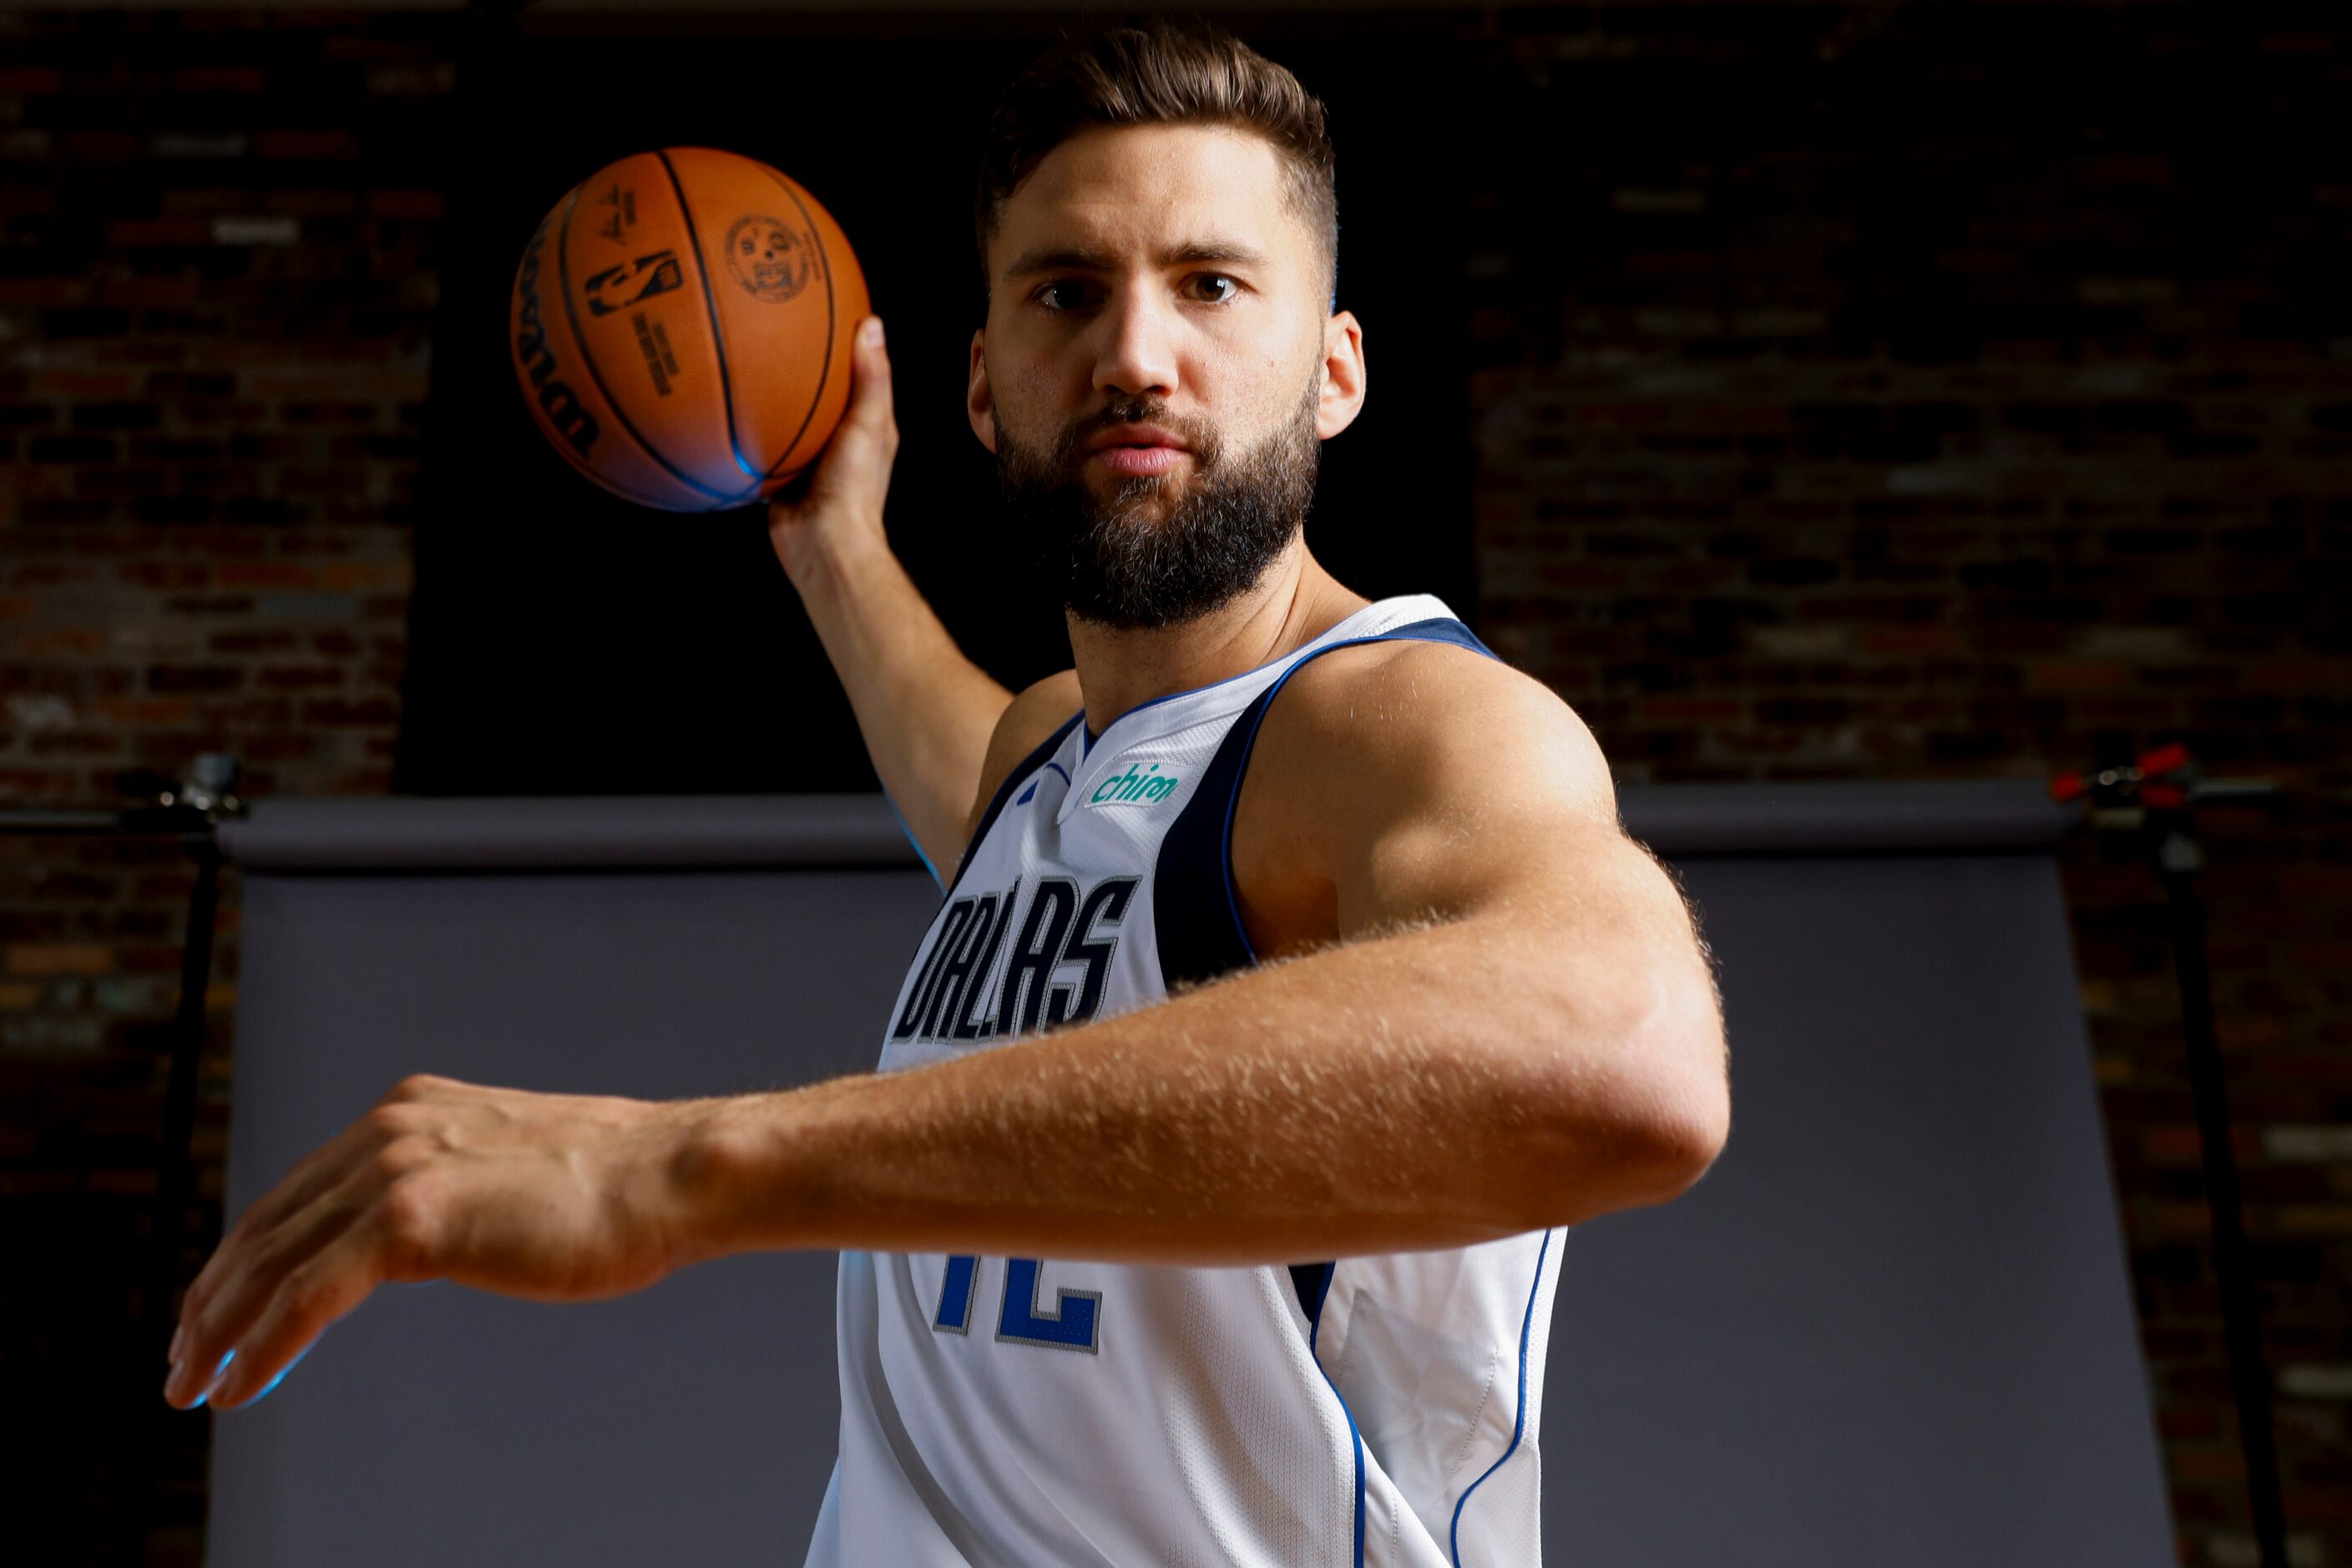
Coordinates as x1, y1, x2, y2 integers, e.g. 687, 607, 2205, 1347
163, 1074, 712, 1411
767, 313, 900, 587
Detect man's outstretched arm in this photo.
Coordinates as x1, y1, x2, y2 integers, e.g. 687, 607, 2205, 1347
699, 646, 1727, 1265
164, 646, 1727, 1409
770, 315, 1013, 882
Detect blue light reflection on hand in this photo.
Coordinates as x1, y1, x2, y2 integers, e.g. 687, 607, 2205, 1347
190, 1348, 235, 1409
245, 1341, 315, 1406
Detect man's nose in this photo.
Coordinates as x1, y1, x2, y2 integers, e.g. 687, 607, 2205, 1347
1091, 285, 1180, 402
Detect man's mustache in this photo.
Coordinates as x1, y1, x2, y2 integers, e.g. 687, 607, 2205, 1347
1049, 401, 1222, 469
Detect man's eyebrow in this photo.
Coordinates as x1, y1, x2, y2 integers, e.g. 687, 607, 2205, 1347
1000, 240, 1272, 281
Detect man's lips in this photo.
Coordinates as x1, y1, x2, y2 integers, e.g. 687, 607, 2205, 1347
1085, 424, 1191, 478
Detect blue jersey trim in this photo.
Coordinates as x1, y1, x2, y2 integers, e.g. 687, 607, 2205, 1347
1307, 1259, 1338, 1348
1313, 1359, 1368, 1568
1085, 638, 1318, 760
1084, 603, 1481, 757
1298, 1262, 1353, 1559
943, 711, 1085, 901
1292, 1262, 1353, 1563
1446, 1228, 1554, 1567
878, 787, 943, 891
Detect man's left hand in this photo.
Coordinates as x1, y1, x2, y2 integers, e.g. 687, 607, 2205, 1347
164, 1074, 709, 1411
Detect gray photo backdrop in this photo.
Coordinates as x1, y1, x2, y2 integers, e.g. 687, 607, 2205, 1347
205, 790, 2171, 1566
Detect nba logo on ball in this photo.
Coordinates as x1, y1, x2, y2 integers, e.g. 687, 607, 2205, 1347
581, 250, 685, 318
727, 215, 814, 302
507, 146, 869, 513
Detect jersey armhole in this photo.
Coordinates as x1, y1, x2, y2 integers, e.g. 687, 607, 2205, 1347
943, 710, 1085, 901
1151, 616, 1497, 988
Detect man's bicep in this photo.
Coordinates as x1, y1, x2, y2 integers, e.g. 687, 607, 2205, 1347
1331, 654, 1726, 1139
1292, 646, 1727, 1175
1326, 654, 1636, 935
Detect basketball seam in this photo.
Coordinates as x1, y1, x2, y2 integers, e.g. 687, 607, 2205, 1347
538, 427, 670, 510
522, 216, 668, 511
555, 177, 733, 508
655, 148, 766, 503
752, 165, 841, 482
514, 208, 663, 509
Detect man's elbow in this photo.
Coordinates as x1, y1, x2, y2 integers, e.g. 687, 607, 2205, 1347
1520, 969, 1730, 1223
1637, 1064, 1730, 1206
1626, 962, 1730, 1202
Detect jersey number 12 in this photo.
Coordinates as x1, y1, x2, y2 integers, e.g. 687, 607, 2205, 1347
933, 1256, 1100, 1353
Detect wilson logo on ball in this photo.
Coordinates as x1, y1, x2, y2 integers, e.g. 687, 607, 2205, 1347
583, 250, 684, 317
512, 216, 600, 458
726, 214, 814, 301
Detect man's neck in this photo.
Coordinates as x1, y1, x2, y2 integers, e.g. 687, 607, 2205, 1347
1067, 544, 1372, 739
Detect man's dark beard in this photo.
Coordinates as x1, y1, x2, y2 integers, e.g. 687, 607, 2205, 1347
995, 387, 1318, 631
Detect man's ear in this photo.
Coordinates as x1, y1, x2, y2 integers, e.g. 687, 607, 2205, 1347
1315, 310, 1367, 441
967, 330, 997, 454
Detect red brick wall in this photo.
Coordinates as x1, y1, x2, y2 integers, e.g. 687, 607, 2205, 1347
1458, 5, 2350, 1564
0, 7, 2344, 1567
0, 10, 443, 1561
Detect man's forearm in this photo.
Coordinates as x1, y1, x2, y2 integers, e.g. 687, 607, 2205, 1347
792, 531, 1011, 877
680, 907, 1722, 1269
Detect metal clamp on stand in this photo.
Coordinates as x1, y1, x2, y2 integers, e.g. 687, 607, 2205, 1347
2051, 743, 2289, 1568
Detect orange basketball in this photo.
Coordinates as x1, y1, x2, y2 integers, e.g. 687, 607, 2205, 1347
508, 147, 869, 512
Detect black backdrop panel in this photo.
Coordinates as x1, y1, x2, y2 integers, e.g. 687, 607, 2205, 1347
205, 789, 2172, 1567
397, 17, 1476, 796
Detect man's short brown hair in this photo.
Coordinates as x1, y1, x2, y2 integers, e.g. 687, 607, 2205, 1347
976, 21, 1339, 305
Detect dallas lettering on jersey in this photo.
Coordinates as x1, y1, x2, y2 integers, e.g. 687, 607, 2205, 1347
893, 876, 1141, 1045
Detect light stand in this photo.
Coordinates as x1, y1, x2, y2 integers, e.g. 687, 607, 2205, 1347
1, 755, 244, 1567
2052, 743, 2288, 1568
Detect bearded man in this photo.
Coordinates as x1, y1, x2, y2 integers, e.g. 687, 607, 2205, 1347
166, 23, 1729, 1567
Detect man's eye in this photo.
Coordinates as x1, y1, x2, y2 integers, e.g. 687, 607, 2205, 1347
1037, 281, 1093, 311
1189, 274, 1240, 304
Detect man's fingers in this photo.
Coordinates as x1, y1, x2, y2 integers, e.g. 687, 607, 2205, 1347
179, 1098, 407, 1324
180, 1135, 360, 1325
768, 317, 885, 529
842, 315, 893, 434
204, 1235, 384, 1411
813, 316, 897, 478
172, 1130, 428, 1407
772, 322, 898, 540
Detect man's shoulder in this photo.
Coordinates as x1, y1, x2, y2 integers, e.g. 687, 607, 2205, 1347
962, 670, 1084, 843
1246, 630, 1613, 852
1272, 631, 1575, 768
1230, 631, 1614, 953
997, 669, 1085, 761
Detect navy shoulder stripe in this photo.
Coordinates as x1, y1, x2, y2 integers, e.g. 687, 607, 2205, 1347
944, 711, 1085, 901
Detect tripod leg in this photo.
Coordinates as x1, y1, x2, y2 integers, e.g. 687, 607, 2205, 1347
2163, 858, 2290, 1568
119, 839, 222, 1567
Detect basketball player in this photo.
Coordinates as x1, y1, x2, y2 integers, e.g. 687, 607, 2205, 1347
165, 24, 1730, 1565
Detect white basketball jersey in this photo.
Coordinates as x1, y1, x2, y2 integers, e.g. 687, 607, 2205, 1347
806, 594, 1562, 1568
